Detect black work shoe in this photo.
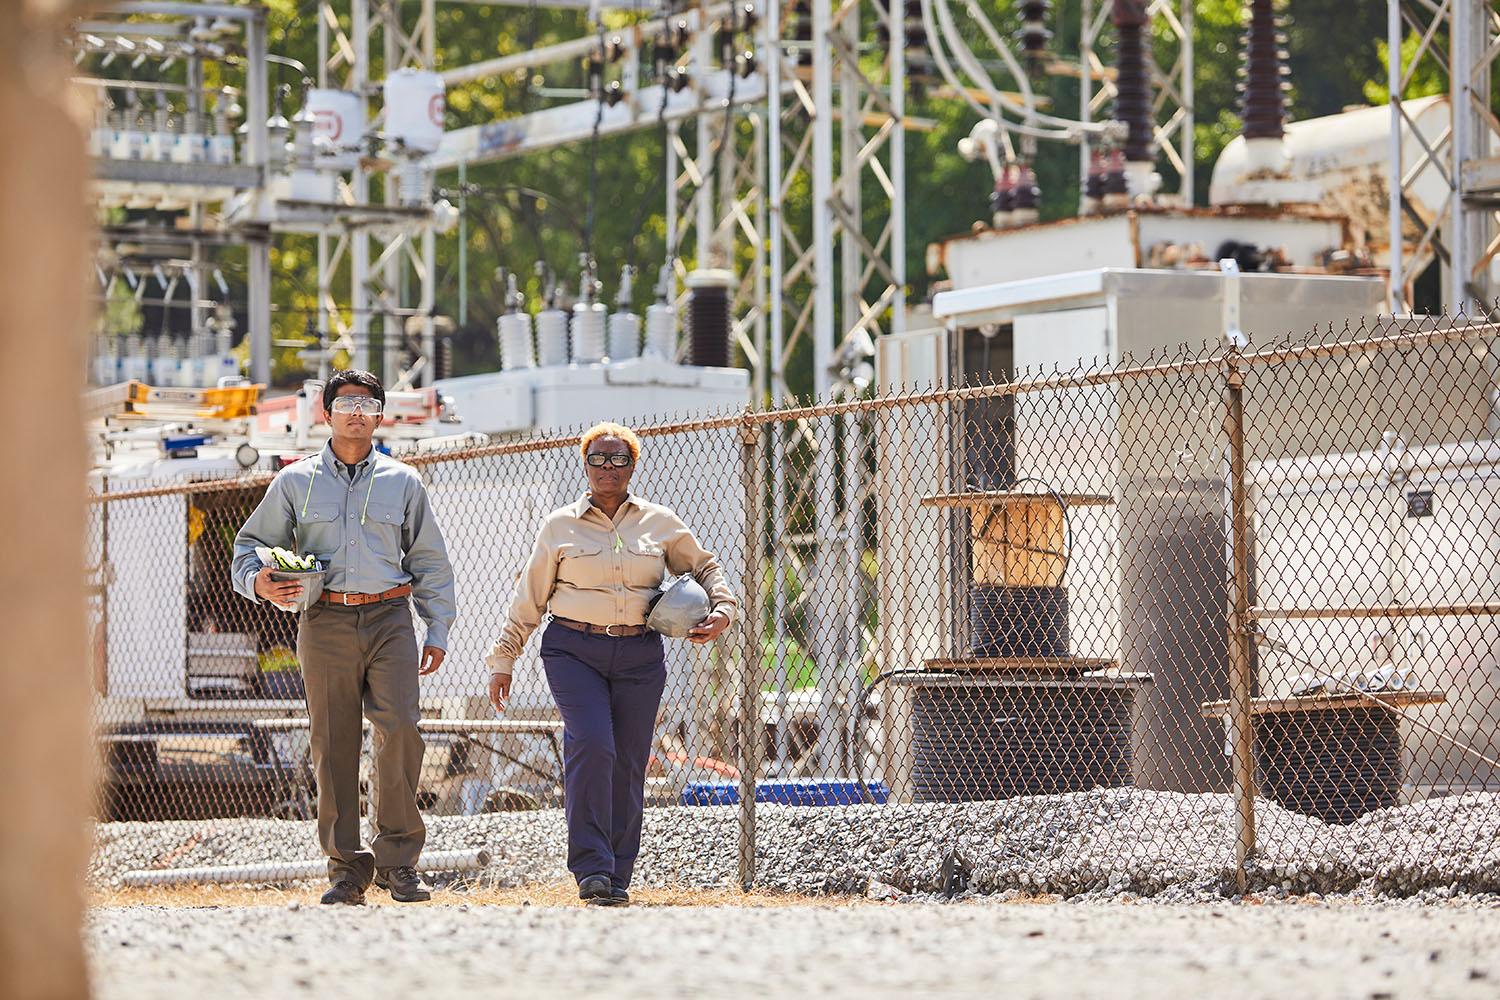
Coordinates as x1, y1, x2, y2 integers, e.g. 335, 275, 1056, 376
579, 874, 620, 906
375, 866, 431, 902
610, 886, 630, 906
321, 880, 366, 906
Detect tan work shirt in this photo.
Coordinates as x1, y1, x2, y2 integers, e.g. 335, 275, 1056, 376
486, 493, 738, 676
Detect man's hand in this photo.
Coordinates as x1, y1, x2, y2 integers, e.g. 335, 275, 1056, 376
253, 566, 304, 606
488, 673, 511, 715
687, 609, 731, 645
419, 645, 445, 676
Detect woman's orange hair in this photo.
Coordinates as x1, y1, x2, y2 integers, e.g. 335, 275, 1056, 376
579, 421, 642, 462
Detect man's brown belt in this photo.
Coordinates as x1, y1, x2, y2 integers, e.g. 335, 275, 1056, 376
318, 583, 413, 607
552, 616, 649, 638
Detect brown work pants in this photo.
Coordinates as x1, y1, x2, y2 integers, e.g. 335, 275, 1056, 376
297, 599, 425, 886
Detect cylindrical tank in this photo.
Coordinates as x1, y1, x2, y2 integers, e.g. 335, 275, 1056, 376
305, 88, 362, 169
684, 269, 733, 367
383, 69, 445, 154
608, 311, 641, 361
571, 300, 607, 364
535, 308, 570, 367
644, 301, 677, 361
498, 311, 535, 371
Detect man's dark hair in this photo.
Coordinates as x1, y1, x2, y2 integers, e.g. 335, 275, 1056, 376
322, 369, 385, 413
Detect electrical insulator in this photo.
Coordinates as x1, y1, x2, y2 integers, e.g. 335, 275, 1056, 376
1082, 147, 1106, 215
644, 261, 677, 361
536, 304, 570, 367
604, 80, 625, 107
989, 167, 1015, 228
608, 312, 642, 362
585, 52, 605, 102
644, 302, 676, 361
738, 49, 758, 78
684, 269, 733, 368
1011, 163, 1040, 225
608, 266, 641, 361
498, 272, 535, 370
905, 0, 932, 88
499, 312, 535, 371
652, 30, 678, 84
715, 20, 735, 67
209, 90, 236, 165
668, 68, 691, 93
1102, 147, 1129, 210
604, 34, 626, 63
535, 264, 570, 366
1014, 1, 1052, 79
792, 0, 813, 69
571, 300, 607, 363
266, 84, 291, 170
571, 256, 606, 364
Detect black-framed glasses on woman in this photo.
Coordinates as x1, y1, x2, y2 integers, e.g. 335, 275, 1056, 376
585, 452, 633, 468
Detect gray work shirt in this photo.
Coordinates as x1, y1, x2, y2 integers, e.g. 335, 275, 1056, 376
231, 441, 456, 650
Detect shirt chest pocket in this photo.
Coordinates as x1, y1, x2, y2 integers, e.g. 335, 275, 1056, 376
295, 504, 339, 555
624, 540, 666, 588
361, 501, 405, 559
556, 543, 606, 587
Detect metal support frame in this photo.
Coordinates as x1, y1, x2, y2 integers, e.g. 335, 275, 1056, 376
1387, 0, 1499, 316
1079, 0, 1195, 204
316, 0, 439, 387
764, 0, 906, 773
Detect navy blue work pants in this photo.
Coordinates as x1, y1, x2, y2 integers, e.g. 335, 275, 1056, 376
540, 621, 667, 888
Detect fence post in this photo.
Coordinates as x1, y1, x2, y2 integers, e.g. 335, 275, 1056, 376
737, 412, 762, 892
1221, 351, 1257, 891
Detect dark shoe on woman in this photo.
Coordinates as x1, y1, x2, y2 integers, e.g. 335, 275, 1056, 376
579, 874, 622, 905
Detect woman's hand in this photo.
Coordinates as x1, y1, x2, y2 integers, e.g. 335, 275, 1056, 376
488, 672, 511, 714
687, 609, 731, 644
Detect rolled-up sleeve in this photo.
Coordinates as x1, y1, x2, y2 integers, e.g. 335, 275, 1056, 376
663, 515, 739, 624
485, 521, 559, 676
402, 480, 457, 651
231, 474, 294, 604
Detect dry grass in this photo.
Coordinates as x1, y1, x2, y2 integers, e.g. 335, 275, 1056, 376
90, 882, 884, 909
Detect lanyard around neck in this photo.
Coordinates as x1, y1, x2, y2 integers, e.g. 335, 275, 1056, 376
301, 455, 376, 525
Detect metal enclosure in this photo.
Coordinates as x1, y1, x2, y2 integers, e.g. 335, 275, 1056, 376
900, 269, 1390, 792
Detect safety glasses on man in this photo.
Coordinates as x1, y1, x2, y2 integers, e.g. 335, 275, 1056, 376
330, 396, 383, 415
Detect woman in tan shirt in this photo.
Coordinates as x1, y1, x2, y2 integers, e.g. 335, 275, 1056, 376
485, 421, 737, 905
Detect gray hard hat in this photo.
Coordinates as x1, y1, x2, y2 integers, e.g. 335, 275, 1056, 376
646, 574, 711, 638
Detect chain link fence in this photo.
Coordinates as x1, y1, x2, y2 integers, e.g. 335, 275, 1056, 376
87, 311, 1500, 897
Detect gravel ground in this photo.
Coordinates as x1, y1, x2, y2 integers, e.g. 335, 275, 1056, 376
87, 899, 1500, 1000
90, 788, 1500, 901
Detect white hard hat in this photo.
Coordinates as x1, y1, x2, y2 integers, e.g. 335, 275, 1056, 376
646, 574, 711, 638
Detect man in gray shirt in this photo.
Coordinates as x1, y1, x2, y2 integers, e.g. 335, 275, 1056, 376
233, 369, 455, 905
